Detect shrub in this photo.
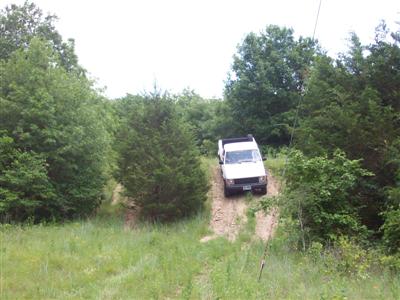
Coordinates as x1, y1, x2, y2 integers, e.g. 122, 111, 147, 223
332, 236, 372, 278
0, 134, 56, 221
284, 150, 372, 246
381, 139, 400, 254
382, 208, 400, 254
0, 39, 111, 221
116, 93, 209, 222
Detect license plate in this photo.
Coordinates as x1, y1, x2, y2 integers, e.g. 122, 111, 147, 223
243, 185, 251, 191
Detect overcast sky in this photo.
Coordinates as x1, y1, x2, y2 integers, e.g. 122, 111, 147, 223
1, 0, 399, 99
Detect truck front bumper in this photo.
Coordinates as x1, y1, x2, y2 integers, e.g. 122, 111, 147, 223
226, 183, 267, 194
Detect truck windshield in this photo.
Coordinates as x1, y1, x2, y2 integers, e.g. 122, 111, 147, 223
225, 150, 262, 164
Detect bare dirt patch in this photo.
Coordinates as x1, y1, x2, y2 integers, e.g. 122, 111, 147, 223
200, 166, 280, 243
111, 184, 124, 205
111, 184, 139, 230
200, 166, 248, 242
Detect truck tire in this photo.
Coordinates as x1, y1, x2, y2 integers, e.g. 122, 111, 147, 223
259, 187, 267, 195
224, 184, 232, 197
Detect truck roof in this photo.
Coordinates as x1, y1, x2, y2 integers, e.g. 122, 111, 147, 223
224, 141, 259, 152
221, 135, 254, 147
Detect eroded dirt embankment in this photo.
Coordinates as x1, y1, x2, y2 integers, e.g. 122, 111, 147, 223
200, 166, 280, 242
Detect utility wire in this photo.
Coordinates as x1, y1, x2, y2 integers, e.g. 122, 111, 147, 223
312, 0, 323, 40
282, 0, 322, 177
257, 0, 323, 282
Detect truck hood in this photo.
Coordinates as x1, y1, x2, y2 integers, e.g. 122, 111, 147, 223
224, 161, 266, 179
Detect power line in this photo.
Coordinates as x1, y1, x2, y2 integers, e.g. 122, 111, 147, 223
313, 0, 323, 40
257, 0, 323, 282
281, 0, 322, 178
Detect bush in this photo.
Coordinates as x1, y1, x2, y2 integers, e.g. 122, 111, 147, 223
0, 39, 112, 221
331, 236, 372, 278
0, 134, 56, 221
284, 150, 372, 246
381, 139, 400, 254
382, 208, 400, 254
116, 93, 209, 222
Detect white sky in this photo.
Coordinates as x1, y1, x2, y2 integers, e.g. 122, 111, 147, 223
1, 0, 399, 99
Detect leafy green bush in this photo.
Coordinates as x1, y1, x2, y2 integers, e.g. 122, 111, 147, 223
0, 39, 112, 221
380, 253, 400, 272
284, 150, 372, 245
382, 208, 400, 254
0, 134, 55, 221
332, 236, 372, 279
116, 93, 209, 222
381, 139, 400, 254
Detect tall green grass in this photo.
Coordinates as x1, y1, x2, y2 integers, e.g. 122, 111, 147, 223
1, 157, 399, 299
2, 213, 399, 299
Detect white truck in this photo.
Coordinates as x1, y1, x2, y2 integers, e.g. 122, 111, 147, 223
218, 135, 267, 197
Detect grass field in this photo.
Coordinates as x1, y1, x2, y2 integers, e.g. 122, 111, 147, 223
1, 158, 400, 299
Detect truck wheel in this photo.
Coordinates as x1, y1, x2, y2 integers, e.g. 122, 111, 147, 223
224, 184, 231, 197
259, 187, 267, 195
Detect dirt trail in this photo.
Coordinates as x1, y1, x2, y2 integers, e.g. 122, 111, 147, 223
111, 184, 140, 230
200, 167, 248, 242
111, 184, 124, 205
200, 166, 280, 243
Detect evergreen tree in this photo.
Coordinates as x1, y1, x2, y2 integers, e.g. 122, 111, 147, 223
116, 93, 208, 222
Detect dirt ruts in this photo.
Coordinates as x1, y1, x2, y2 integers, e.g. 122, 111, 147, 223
200, 167, 248, 242
200, 166, 279, 242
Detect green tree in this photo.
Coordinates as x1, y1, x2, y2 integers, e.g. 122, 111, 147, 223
295, 24, 400, 242
225, 25, 318, 145
174, 89, 234, 155
0, 1, 83, 74
116, 92, 209, 222
0, 39, 111, 220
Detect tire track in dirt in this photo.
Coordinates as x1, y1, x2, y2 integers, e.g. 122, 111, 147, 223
200, 166, 280, 243
200, 166, 248, 242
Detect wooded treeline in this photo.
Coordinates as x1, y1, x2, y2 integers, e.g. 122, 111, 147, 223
1, 2, 399, 259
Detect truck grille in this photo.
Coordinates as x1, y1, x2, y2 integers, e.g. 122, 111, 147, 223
234, 177, 259, 184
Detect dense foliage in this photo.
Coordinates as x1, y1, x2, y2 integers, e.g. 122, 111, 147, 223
294, 25, 400, 246
284, 150, 372, 247
0, 134, 55, 220
0, 38, 112, 221
174, 89, 235, 155
225, 25, 318, 145
115, 93, 209, 221
224, 22, 400, 256
0, 1, 82, 74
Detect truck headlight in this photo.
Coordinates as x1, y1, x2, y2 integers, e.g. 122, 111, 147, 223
259, 176, 267, 183
226, 179, 235, 186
